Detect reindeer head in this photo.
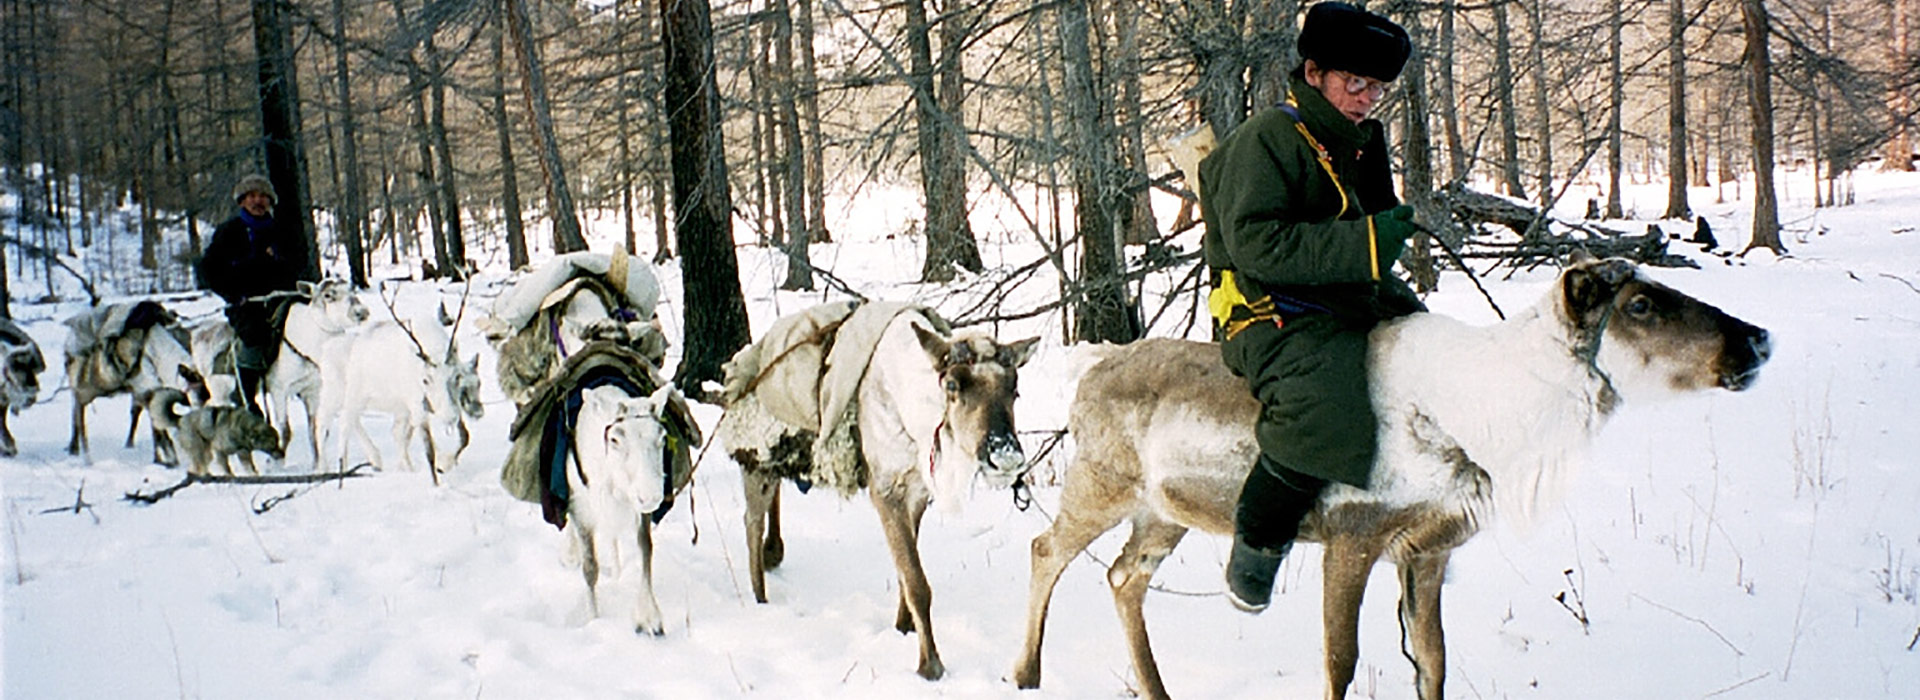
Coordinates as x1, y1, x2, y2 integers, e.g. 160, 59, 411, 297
439, 348, 485, 420
912, 324, 1041, 489
299, 279, 370, 328
3, 343, 45, 409
1559, 250, 1771, 403
574, 384, 675, 514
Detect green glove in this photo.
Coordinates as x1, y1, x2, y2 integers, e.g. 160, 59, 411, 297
1372, 205, 1417, 277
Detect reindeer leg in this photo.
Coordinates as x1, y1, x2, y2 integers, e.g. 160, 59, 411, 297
67, 393, 88, 457
632, 518, 663, 635
0, 411, 14, 457
742, 467, 779, 603
571, 520, 601, 616
764, 481, 785, 569
870, 481, 942, 680
125, 399, 143, 448
1013, 464, 1135, 690
1399, 552, 1451, 700
1323, 534, 1387, 700
1110, 518, 1189, 700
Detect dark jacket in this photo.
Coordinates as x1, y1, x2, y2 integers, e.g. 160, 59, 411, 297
1199, 72, 1421, 324
1196, 72, 1425, 488
200, 211, 308, 305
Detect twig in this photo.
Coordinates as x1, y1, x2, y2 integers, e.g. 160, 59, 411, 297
1907, 625, 1918, 651
1704, 672, 1771, 698
1415, 221, 1505, 320
1879, 273, 1920, 296
1554, 568, 1591, 634
123, 465, 372, 505
38, 480, 99, 524
1631, 593, 1745, 657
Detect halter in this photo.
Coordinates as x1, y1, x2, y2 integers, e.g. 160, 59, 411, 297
1572, 301, 1619, 401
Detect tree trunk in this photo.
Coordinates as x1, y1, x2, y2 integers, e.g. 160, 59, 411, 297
492, 14, 529, 270
1604, 0, 1625, 219
1060, 0, 1139, 344
1115, 0, 1158, 245
1493, 2, 1526, 199
427, 35, 466, 276
1440, 0, 1467, 184
1741, 0, 1784, 254
506, 0, 588, 254
1396, 4, 1439, 293
796, 0, 830, 243
908, 0, 980, 282
660, 0, 750, 390
1886, 0, 1915, 171
251, 0, 320, 282
1525, 0, 1553, 210
1662, 0, 1693, 219
776, 0, 813, 291
329, 0, 367, 286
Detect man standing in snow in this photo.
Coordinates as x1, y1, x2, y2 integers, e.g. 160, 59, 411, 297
1197, 1, 1422, 613
200, 173, 311, 414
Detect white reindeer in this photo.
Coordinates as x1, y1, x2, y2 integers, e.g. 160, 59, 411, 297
564, 383, 678, 634
315, 313, 482, 477
186, 279, 369, 464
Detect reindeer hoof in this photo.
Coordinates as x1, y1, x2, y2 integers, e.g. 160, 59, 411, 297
762, 538, 785, 569
917, 658, 945, 681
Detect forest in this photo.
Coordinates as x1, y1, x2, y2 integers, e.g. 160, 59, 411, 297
1, 0, 1915, 383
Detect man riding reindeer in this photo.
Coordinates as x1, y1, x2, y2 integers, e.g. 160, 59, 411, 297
198, 173, 314, 415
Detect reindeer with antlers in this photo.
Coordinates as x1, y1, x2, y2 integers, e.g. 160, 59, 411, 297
313, 285, 483, 480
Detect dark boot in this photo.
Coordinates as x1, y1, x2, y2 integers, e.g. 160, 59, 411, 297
1225, 458, 1327, 613
237, 365, 266, 417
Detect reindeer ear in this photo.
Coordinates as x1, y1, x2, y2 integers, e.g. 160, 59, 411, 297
437, 302, 454, 327
1567, 248, 1598, 266
912, 323, 951, 368
997, 337, 1041, 368
297, 280, 318, 297
1562, 258, 1634, 325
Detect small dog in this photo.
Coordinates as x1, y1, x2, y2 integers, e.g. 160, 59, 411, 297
149, 390, 285, 476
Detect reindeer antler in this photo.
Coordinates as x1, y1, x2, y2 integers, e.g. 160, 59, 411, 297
379, 282, 438, 367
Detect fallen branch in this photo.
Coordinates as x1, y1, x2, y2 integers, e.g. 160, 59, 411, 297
123, 465, 372, 505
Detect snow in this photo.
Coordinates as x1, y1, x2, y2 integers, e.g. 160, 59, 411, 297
4, 169, 1919, 699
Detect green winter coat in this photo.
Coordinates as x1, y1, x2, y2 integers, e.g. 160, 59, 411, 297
1196, 72, 1424, 488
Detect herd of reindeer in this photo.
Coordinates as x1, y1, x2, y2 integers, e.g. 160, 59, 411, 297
4, 250, 1770, 699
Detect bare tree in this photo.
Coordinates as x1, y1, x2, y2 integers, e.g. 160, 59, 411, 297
1493, 1, 1527, 199
1887, 0, 1915, 170
505, 0, 587, 254
1663, 0, 1694, 219
905, 0, 981, 283
491, 5, 529, 270
1742, 0, 1785, 254
661, 0, 750, 390
1604, 0, 1625, 219
330, 0, 368, 286
251, 0, 320, 281
1060, 0, 1139, 343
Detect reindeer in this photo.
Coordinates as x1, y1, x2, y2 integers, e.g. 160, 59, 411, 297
1, 318, 46, 457
717, 303, 1039, 679
62, 301, 193, 459
1012, 254, 1772, 700
315, 291, 481, 478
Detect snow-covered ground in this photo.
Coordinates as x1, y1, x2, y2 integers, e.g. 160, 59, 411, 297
4, 169, 1917, 699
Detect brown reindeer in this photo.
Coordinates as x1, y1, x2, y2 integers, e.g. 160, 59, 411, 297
718, 303, 1039, 680
1013, 254, 1771, 700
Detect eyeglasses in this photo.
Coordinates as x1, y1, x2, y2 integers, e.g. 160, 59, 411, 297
1335, 72, 1391, 100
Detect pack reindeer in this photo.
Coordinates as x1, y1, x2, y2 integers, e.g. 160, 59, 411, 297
317, 290, 482, 478
717, 303, 1039, 679
1013, 253, 1772, 700
63, 301, 194, 459
1, 318, 47, 457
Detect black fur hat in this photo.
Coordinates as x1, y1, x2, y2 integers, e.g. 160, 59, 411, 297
1297, 2, 1412, 82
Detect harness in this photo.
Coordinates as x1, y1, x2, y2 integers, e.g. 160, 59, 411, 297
543, 365, 682, 529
